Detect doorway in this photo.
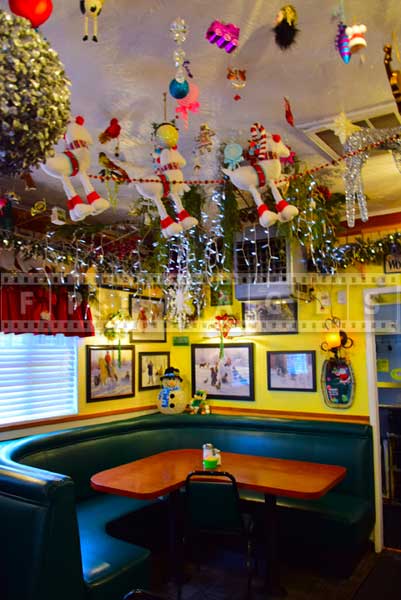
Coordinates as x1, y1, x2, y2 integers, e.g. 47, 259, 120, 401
364, 287, 401, 551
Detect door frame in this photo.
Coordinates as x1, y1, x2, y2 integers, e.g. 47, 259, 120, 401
364, 285, 401, 552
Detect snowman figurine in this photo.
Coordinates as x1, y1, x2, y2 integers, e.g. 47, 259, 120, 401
158, 367, 187, 415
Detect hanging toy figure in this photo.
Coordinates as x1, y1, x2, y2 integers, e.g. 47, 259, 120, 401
222, 122, 298, 228
41, 115, 110, 221
273, 5, 299, 50
99, 118, 121, 157
195, 123, 215, 154
80, 0, 105, 42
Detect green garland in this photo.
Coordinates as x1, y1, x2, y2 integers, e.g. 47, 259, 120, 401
328, 231, 401, 269
220, 181, 238, 272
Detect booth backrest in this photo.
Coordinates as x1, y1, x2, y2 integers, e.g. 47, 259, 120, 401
2, 414, 374, 502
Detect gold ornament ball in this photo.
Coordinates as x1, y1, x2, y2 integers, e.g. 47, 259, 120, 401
156, 123, 179, 148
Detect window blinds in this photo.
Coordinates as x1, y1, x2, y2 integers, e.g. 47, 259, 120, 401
0, 333, 78, 425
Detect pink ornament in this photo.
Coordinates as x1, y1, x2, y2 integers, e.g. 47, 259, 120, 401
206, 20, 240, 53
175, 83, 200, 128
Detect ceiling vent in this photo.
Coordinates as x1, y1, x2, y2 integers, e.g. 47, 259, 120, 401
299, 103, 401, 160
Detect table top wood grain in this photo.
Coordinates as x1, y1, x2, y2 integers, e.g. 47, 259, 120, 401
91, 449, 346, 500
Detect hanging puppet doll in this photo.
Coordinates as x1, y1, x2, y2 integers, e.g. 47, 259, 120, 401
80, 0, 105, 42
273, 5, 299, 50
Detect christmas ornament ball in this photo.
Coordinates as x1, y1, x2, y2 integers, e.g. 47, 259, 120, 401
169, 78, 189, 99
155, 123, 179, 148
0, 10, 70, 176
9, 0, 53, 28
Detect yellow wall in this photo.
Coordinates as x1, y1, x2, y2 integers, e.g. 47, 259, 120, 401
77, 261, 401, 420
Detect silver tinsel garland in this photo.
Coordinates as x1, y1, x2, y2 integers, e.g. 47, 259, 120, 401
0, 10, 70, 176
343, 126, 401, 227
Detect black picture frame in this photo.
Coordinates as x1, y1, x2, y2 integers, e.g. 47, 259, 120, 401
138, 351, 170, 391
86, 345, 135, 402
129, 295, 166, 343
242, 298, 298, 335
191, 343, 254, 401
210, 281, 233, 306
267, 350, 316, 392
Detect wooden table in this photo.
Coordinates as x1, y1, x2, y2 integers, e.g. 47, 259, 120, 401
91, 449, 346, 598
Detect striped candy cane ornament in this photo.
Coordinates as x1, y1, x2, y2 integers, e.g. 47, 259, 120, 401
249, 122, 268, 160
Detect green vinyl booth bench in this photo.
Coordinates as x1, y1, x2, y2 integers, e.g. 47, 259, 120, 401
0, 413, 375, 600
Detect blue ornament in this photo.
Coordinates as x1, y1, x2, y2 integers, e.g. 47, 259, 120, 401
224, 143, 243, 170
169, 78, 189, 99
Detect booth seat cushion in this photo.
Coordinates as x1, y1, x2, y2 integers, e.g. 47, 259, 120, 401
77, 495, 152, 600
240, 489, 373, 548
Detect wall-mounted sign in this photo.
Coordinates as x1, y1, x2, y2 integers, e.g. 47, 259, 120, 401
321, 358, 355, 409
384, 253, 401, 274
172, 336, 190, 346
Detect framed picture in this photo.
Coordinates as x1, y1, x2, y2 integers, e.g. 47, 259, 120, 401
210, 281, 233, 306
191, 343, 254, 401
138, 351, 170, 391
129, 295, 166, 343
86, 345, 135, 402
267, 350, 316, 392
242, 298, 298, 335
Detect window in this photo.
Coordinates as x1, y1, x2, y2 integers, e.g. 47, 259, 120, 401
0, 333, 78, 426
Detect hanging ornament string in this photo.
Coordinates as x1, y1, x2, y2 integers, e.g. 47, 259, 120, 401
88, 131, 401, 188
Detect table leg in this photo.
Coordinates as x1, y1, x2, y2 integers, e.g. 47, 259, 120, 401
167, 489, 183, 591
264, 493, 287, 598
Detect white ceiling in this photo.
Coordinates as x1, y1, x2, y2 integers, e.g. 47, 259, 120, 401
4, 0, 401, 226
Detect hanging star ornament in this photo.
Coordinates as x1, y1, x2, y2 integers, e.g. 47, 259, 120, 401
332, 111, 361, 145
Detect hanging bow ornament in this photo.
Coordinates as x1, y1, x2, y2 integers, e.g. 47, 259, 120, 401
273, 5, 299, 50
214, 313, 238, 360
206, 20, 240, 53
175, 82, 200, 128
9, 0, 53, 28
80, 0, 106, 42
335, 22, 351, 63
214, 313, 238, 338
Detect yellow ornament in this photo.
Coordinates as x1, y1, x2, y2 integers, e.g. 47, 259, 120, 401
332, 112, 361, 145
155, 123, 179, 148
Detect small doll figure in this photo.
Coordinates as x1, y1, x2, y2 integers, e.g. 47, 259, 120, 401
80, 0, 105, 42
273, 5, 299, 50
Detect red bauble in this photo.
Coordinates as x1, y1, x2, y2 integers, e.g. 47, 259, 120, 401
9, 0, 53, 28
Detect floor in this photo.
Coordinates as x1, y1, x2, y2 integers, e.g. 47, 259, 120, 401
151, 545, 378, 600
109, 502, 401, 600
